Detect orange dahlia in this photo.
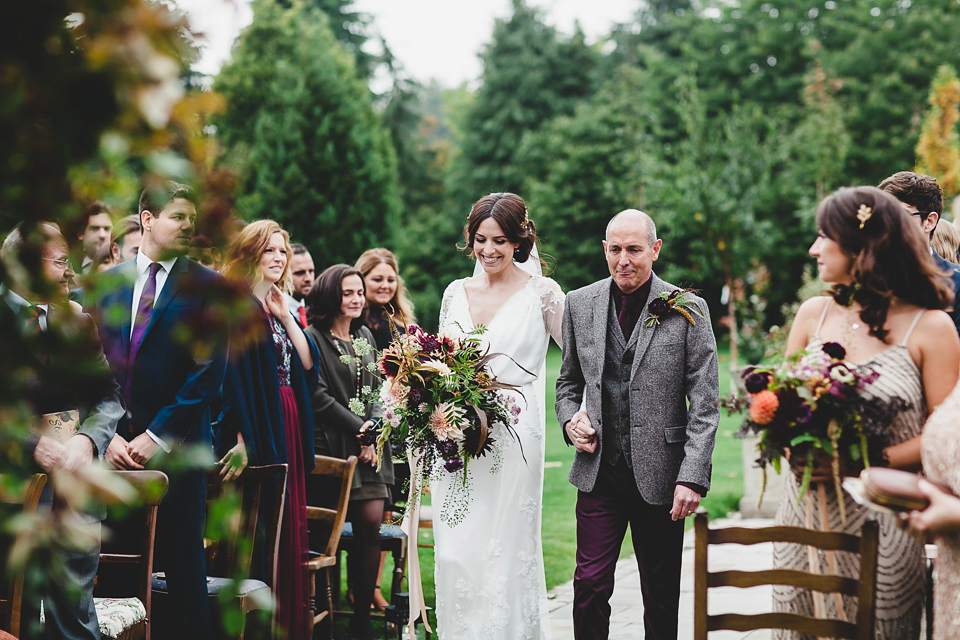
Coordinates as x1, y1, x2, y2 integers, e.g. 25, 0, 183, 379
748, 390, 779, 425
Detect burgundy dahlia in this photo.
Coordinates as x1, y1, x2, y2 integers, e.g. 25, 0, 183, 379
444, 457, 464, 473
821, 341, 846, 360
744, 371, 770, 394
649, 298, 670, 316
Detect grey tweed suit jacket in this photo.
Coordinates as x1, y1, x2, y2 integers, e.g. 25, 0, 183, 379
555, 274, 719, 505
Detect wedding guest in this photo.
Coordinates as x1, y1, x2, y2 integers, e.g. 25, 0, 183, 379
75, 201, 113, 273
2, 222, 123, 640
354, 248, 415, 349
932, 219, 960, 267
286, 243, 314, 328
879, 171, 960, 334
219, 220, 317, 640
773, 186, 960, 639
110, 214, 142, 263
906, 399, 960, 639
91, 241, 115, 272
189, 234, 220, 270
305, 264, 393, 640
86, 181, 228, 640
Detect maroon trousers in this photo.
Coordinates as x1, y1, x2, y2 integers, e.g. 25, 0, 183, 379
573, 458, 684, 640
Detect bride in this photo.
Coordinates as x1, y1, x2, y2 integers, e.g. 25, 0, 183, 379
433, 192, 564, 639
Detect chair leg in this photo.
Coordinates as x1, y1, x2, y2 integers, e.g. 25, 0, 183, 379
322, 567, 334, 640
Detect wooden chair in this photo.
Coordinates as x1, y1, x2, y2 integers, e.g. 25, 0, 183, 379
693, 510, 879, 640
0, 473, 47, 637
95, 469, 169, 640
151, 464, 287, 640
305, 455, 357, 639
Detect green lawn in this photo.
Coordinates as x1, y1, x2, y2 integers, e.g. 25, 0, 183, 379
345, 339, 745, 622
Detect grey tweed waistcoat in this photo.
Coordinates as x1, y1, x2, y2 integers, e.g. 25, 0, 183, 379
601, 295, 638, 468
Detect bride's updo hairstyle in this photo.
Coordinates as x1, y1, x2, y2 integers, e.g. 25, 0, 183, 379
463, 192, 539, 263
817, 185, 953, 343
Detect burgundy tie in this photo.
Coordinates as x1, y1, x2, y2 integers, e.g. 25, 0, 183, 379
127, 262, 161, 393
617, 297, 634, 339
298, 305, 308, 329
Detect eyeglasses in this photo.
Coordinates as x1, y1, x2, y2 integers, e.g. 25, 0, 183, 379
42, 257, 71, 269
910, 210, 930, 218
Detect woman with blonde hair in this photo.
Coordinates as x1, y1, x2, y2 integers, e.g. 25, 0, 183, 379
354, 248, 415, 348
931, 217, 960, 264
219, 219, 318, 640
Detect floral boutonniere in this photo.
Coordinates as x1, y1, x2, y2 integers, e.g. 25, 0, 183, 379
645, 288, 705, 327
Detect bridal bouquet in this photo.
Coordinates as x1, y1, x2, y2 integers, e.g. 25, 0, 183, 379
722, 341, 910, 522
360, 324, 523, 522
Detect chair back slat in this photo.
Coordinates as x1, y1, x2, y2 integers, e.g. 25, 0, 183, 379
693, 510, 879, 640
708, 569, 860, 593
708, 612, 858, 636
709, 525, 862, 552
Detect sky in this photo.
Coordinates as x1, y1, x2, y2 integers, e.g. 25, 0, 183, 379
174, 0, 641, 87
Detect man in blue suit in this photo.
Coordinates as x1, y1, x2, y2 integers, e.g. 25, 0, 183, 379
86, 182, 228, 639
880, 171, 960, 335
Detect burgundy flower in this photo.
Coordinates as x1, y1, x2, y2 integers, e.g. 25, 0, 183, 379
419, 333, 442, 354
649, 298, 670, 316
439, 439, 459, 458
444, 457, 464, 473
668, 289, 680, 300
795, 404, 813, 424
407, 386, 425, 407
744, 371, 770, 394
821, 341, 846, 360
359, 424, 380, 446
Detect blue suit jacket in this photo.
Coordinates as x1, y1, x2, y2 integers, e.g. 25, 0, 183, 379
86, 256, 228, 447
933, 251, 960, 336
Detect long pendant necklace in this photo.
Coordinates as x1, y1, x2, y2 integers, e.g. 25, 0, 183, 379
331, 331, 362, 397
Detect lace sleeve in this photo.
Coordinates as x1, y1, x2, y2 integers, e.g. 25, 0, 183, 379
438, 280, 458, 332
536, 277, 565, 348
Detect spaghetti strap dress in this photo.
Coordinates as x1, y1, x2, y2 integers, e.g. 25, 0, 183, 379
772, 300, 926, 640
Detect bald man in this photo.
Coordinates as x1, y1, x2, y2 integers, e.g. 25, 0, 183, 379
555, 209, 719, 640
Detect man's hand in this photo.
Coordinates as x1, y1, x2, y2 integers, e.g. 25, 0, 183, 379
127, 433, 160, 466
62, 434, 96, 472
33, 435, 68, 472
670, 484, 701, 521
565, 411, 597, 454
105, 434, 142, 470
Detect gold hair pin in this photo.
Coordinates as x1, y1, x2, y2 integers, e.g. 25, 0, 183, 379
857, 204, 873, 229
523, 205, 530, 228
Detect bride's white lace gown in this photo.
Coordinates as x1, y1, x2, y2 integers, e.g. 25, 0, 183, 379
433, 274, 564, 640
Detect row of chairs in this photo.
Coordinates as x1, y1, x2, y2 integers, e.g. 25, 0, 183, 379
0, 454, 367, 640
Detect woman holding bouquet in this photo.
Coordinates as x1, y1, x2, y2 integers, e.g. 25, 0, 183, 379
772, 186, 960, 639
305, 264, 393, 640
218, 220, 318, 640
433, 192, 564, 639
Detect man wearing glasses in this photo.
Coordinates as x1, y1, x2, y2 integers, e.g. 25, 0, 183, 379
879, 171, 960, 335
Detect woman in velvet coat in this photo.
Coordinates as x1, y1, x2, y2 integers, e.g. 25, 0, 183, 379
219, 220, 318, 640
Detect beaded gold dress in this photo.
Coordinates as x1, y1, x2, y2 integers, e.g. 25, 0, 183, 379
921, 382, 960, 640
772, 303, 926, 640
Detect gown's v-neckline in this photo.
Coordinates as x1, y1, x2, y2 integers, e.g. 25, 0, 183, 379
463, 275, 533, 330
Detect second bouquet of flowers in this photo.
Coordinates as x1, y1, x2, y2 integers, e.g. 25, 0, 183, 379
722, 341, 910, 523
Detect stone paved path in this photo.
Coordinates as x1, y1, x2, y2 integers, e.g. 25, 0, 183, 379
547, 515, 776, 640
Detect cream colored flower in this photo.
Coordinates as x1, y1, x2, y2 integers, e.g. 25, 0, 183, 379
420, 359, 453, 379
429, 402, 466, 441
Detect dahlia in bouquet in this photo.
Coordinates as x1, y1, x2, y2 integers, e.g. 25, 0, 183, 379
363, 324, 524, 521
722, 341, 910, 522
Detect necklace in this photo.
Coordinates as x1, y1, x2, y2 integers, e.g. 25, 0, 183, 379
331, 331, 362, 397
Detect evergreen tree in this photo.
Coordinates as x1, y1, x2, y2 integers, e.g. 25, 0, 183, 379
448, 0, 600, 210
214, 0, 400, 266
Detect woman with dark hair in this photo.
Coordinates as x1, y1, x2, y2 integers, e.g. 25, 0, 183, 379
355, 248, 415, 349
218, 219, 318, 640
771, 186, 960, 639
305, 264, 393, 640
432, 192, 564, 639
